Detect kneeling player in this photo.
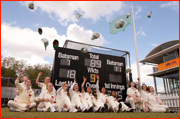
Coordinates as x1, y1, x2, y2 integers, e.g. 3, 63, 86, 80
37, 83, 56, 112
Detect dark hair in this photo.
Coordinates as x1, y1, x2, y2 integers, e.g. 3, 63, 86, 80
25, 79, 31, 83
111, 91, 116, 96
86, 86, 91, 89
129, 82, 137, 89
101, 87, 106, 92
142, 84, 148, 91
147, 86, 151, 92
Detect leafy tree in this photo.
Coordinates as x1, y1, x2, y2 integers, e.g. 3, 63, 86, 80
1, 57, 52, 89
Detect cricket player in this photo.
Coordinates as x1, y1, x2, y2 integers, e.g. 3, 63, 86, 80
96, 75, 109, 112
35, 72, 56, 101
125, 82, 143, 112
108, 91, 133, 112
81, 76, 103, 112
14, 76, 30, 103
137, 78, 149, 111
36, 83, 56, 112
69, 78, 88, 112
36, 72, 56, 92
144, 86, 169, 113
8, 70, 36, 112
56, 82, 77, 112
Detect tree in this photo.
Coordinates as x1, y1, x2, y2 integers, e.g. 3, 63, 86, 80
1, 57, 26, 74
1, 57, 52, 89
24, 63, 52, 89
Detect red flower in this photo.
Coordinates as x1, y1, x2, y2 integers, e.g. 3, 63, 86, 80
155, 97, 157, 100
79, 95, 81, 97
135, 92, 137, 94
52, 96, 54, 98
29, 94, 31, 97
15, 100, 17, 102
91, 97, 93, 99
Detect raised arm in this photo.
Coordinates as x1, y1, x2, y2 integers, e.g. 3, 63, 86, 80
36, 72, 43, 86
69, 78, 76, 95
15, 70, 24, 91
81, 77, 87, 93
96, 75, 100, 95
57, 82, 66, 93
137, 78, 142, 91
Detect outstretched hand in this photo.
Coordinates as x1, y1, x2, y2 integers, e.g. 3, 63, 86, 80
19, 69, 24, 75
38, 72, 43, 76
83, 76, 87, 82
96, 74, 99, 80
74, 78, 77, 83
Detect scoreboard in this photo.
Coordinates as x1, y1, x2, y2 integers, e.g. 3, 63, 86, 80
52, 47, 127, 101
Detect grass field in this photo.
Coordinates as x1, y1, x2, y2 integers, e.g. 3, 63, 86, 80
1, 108, 179, 118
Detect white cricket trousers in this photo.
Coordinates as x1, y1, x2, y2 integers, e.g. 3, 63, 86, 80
85, 99, 93, 108
109, 100, 129, 111
37, 102, 56, 111
126, 97, 143, 109
150, 105, 169, 113
56, 96, 72, 111
71, 98, 84, 108
8, 100, 36, 112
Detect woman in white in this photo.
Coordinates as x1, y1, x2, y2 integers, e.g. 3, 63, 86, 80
36, 72, 56, 93
81, 76, 102, 112
8, 70, 36, 112
96, 75, 109, 112
69, 78, 88, 112
56, 82, 77, 112
126, 82, 143, 112
144, 86, 169, 113
109, 91, 133, 112
14, 76, 30, 103
137, 78, 149, 111
37, 83, 56, 112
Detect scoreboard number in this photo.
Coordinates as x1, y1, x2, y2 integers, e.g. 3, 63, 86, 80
85, 58, 101, 68
90, 74, 96, 82
59, 68, 76, 79
60, 59, 71, 66
67, 70, 76, 79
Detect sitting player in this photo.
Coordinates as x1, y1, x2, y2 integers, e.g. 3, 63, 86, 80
37, 83, 56, 112
8, 70, 36, 112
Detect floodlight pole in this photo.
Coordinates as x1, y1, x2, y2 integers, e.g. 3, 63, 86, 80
131, 3, 141, 84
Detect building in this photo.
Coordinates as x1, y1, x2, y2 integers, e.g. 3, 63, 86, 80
140, 40, 179, 112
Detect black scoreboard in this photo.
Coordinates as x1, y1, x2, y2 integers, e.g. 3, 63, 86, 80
52, 47, 127, 101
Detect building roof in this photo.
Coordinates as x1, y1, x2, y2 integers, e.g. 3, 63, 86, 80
140, 40, 179, 64
147, 66, 179, 77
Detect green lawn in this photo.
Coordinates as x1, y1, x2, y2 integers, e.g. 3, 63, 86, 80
1, 108, 179, 118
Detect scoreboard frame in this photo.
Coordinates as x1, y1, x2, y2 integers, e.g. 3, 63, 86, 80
51, 40, 132, 101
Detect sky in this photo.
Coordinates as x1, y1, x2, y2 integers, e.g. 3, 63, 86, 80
1, 1, 179, 91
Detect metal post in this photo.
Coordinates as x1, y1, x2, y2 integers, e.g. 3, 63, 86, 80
131, 3, 141, 83
163, 78, 167, 95
165, 77, 170, 95
172, 78, 175, 95
153, 76, 157, 94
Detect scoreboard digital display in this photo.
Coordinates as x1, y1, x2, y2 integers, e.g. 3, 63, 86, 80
52, 47, 127, 101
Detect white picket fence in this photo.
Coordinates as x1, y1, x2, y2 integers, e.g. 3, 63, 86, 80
159, 93, 179, 112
